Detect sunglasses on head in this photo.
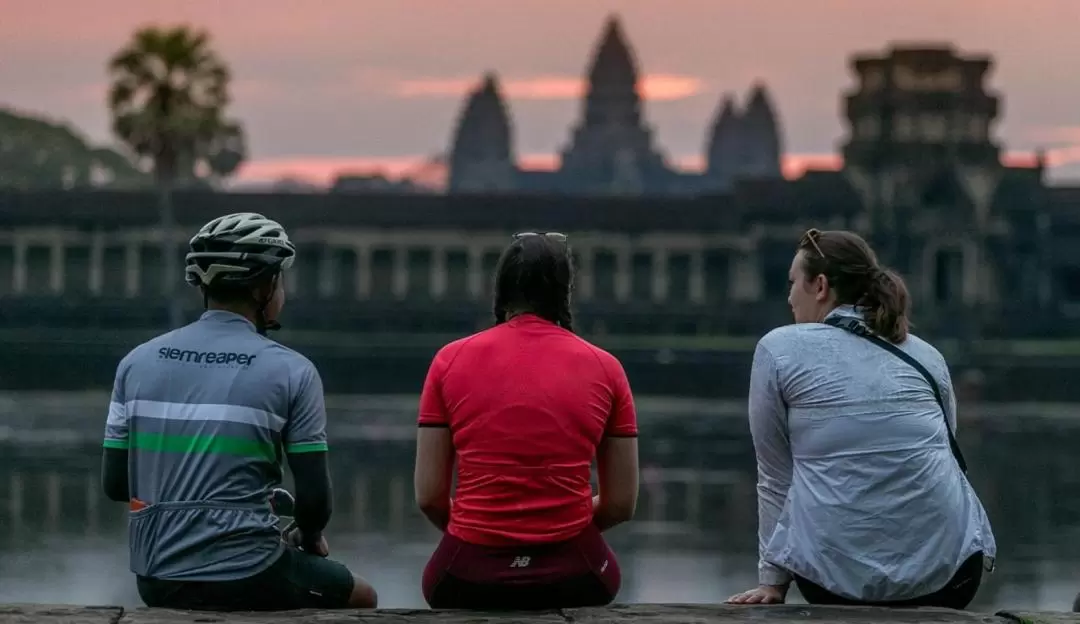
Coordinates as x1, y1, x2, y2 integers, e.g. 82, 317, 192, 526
801, 228, 825, 259
512, 232, 568, 242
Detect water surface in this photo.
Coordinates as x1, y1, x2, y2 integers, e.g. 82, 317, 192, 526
1, 396, 1077, 611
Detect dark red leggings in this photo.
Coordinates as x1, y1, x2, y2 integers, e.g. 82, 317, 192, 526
422, 524, 620, 610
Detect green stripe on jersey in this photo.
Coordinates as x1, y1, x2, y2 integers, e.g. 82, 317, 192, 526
130, 432, 277, 461
285, 441, 328, 454
103, 438, 130, 450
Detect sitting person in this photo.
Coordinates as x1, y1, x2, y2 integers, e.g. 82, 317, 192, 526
101, 213, 377, 611
727, 228, 996, 609
413, 231, 639, 610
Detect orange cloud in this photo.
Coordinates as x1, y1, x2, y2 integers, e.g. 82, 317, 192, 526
393, 74, 706, 102
1041, 148, 1080, 168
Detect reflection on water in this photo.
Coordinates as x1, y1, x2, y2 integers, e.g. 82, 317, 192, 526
2, 400, 1080, 611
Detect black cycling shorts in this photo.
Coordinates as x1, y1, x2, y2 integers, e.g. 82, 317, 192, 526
136, 546, 355, 611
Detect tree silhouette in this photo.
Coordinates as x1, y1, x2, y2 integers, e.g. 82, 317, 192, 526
106, 25, 246, 327
0, 107, 147, 189
107, 25, 246, 186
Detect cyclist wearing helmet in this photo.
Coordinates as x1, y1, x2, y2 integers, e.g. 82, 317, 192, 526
100, 213, 377, 611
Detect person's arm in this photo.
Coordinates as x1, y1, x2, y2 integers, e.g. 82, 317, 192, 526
283, 363, 333, 549
102, 448, 129, 502
415, 428, 454, 531
593, 356, 639, 532
287, 453, 332, 537
101, 359, 130, 502
747, 341, 793, 594
414, 351, 454, 531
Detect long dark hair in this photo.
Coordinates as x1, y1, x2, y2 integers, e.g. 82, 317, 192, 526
798, 228, 911, 343
492, 232, 575, 332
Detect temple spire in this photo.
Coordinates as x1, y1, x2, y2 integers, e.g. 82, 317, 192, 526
478, 72, 500, 97
703, 83, 785, 192
704, 94, 743, 191
558, 15, 666, 194
578, 14, 642, 127
740, 82, 783, 178
447, 72, 517, 193
586, 15, 639, 93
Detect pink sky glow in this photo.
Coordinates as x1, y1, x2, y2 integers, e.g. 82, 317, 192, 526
236, 154, 845, 188
236, 151, 1052, 190
5, 0, 1080, 185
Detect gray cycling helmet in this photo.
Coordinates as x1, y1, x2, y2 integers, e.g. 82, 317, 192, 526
185, 212, 296, 289
185, 212, 296, 334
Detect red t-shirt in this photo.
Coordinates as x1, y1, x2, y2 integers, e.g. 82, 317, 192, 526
417, 314, 638, 546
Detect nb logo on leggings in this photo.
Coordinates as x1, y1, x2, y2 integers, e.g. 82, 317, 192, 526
509, 556, 531, 568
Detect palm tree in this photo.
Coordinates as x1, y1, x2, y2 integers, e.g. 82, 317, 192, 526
107, 25, 247, 328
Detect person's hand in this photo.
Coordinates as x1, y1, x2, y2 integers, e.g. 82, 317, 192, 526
284, 526, 329, 557
726, 584, 787, 605
303, 533, 330, 557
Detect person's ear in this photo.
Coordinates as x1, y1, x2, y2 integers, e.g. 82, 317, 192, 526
814, 274, 830, 302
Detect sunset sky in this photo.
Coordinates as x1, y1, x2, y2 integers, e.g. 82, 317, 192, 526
5, 0, 1080, 186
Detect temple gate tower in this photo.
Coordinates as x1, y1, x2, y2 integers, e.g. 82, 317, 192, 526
841, 45, 1003, 302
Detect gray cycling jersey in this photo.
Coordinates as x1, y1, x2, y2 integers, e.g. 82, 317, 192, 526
103, 310, 329, 581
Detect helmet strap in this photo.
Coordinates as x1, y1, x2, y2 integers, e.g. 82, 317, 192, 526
252, 274, 283, 336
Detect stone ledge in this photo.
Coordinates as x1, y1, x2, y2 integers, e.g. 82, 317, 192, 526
0, 604, 1076, 624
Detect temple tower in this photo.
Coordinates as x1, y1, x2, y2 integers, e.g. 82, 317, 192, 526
558, 15, 669, 195
703, 85, 784, 192
447, 73, 517, 193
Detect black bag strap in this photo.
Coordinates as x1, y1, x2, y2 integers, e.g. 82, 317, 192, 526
823, 316, 968, 474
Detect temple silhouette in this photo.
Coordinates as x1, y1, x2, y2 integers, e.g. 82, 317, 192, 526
4, 36, 1080, 400
446, 16, 784, 195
